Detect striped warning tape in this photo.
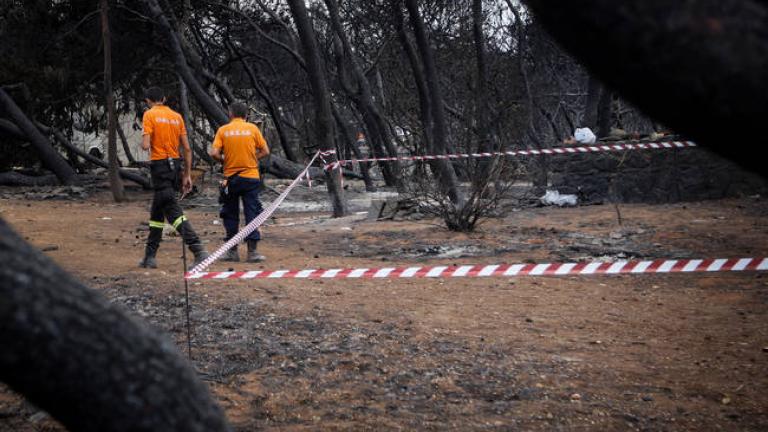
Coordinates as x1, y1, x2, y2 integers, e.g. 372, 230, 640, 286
186, 257, 767, 280
323, 140, 698, 171
188, 151, 322, 274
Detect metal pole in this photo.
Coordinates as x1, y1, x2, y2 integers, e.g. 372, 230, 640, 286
181, 208, 192, 360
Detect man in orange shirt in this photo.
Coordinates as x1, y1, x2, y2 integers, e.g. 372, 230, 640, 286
209, 101, 270, 262
139, 86, 209, 268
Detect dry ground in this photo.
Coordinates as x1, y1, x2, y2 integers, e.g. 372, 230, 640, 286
1, 184, 767, 431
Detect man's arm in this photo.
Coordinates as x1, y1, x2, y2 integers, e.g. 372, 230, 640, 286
255, 145, 270, 160
254, 128, 269, 159
141, 112, 152, 152
180, 134, 193, 193
209, 146, 224, 163
141, 135, 151, 151
209, 129, 224, 163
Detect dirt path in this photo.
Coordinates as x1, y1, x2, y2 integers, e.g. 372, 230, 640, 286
1, 190, 767, 431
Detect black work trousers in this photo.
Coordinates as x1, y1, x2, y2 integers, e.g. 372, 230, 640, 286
145, 159, 201, 254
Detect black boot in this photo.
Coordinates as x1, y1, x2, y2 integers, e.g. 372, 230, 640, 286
247, 239, 265, 263
139, 246, 158, 269
188, 243, 210, 267
221, 245, 240, 262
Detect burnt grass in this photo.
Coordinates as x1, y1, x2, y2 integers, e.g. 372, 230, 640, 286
89, 276, 758, 431
101, 279, 556, 430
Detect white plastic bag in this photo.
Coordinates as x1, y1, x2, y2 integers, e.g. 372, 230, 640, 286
540, 189, 578, 207
573, 127, 597, 144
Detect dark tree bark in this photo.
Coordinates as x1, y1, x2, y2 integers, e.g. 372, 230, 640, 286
331, 103, 375, 191
403, 0, 463, 204
115, 122, 137, 166
101, 0, 126, 201
393, 5, 433, 152
523, 0, 768, 175
35, 122, 151, 189
0, 118, 26, 140
324, 0, 403, 190
472, 0, 491, 154
0, 172, 58, 186
141, 0, 228, 126
0, 88, 78, 185
228, 41, 299, 162
0, 219, 231, 431
286, 0, 347, 217
596, 88, 613, 138
582, 75, 602, 131
141, 0, 313, 179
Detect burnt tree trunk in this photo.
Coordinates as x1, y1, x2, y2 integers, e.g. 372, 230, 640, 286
472, 0, 494, 178
287, 0, 347, 217
115, 123, 136, 166
228, 41, 298, 162
141, 0, 309, 179
36, 122, 151, 189
141, 0, 228, 126
325, 0, 403, 190
393, 5, 433, 152
583, 75, 602, 131
0, 218, 231, 431
0, 88, 78, 185
403, 0, 463, 205
331, 103, 375, 191
101, 0, 126, 202
0, 172, 58, 186
596, 89, 613, 139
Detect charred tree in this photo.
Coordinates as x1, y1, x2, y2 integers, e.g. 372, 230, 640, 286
583, 75, 602, 132
141, 0, 311, 179
403, 0, 463, 205
116, 123, 136, 166
286, 0, 347, 217
227, 41, 298, 162
101, 0, 126, 201
0, 88, 78, 185
324, 0, 403, 190
35, 122, 151, 189
0, 218, 231, 432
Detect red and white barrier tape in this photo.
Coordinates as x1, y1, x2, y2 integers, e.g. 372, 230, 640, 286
323, 140, 698, 171
186, 257, 767, 280
188, 151, 322, 274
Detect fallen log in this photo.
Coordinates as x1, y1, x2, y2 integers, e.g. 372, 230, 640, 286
35, 122, 152, 189
0, 171, 58, 187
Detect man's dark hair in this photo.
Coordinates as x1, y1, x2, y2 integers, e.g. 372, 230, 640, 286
144, 86, 165, 102
229, 101, 248, 119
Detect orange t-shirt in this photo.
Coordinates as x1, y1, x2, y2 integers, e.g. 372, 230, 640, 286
142, 105, 187, 161
212, 118, 268, 179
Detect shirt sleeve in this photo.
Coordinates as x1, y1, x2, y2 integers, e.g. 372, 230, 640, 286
142, 111, 153, 136
212, 128, 223, 150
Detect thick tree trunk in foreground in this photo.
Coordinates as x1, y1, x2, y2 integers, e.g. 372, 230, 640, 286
0, 219, 231, 432
0, 88, 78, 185
101, 0, 126, 202
287, 0, 347, 217
523, 0, 768, 175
